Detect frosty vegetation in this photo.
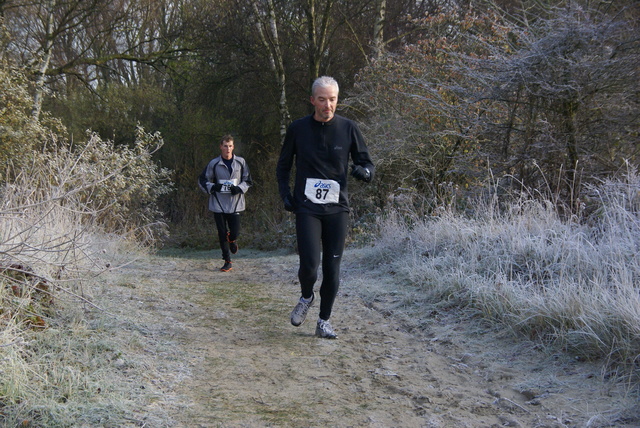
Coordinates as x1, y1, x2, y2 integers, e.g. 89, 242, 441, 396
1, 65, 172, 422
1, 0, 638, 425
367, 168, 640, 378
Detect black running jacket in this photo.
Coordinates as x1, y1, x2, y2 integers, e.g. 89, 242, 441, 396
276, 114, 374, 215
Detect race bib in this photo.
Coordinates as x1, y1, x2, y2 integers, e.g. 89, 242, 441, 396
217, 178, 238, 193
304, 178, 340, 204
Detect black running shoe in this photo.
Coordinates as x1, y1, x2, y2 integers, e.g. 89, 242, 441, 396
227, 232, 238, 254
220, 261, 232, 272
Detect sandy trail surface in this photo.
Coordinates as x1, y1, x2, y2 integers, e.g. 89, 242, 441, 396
96, 248, 636, 427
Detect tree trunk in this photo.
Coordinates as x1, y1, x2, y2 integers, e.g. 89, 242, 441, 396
372, 0, 386, 61
304, 0, 334, 86
32, 0, 56, 120
253, 0, 291, 140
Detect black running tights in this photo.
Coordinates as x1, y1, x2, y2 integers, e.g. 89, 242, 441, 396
296, 212, 349, 321
214, 212, 240, 261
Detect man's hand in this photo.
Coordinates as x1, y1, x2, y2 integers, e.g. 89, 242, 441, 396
350, 165, 371, 182
283, 194, 295, 212
230, 185, 243, 195
210, 183, 223, 194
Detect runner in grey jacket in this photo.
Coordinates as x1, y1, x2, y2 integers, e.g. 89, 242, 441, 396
199, 135, 252, 272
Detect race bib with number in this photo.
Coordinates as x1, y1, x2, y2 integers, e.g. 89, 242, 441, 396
217, 178, 238, 193
304, 178, 340, 204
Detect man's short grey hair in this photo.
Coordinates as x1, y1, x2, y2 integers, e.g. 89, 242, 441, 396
312, 76, 339, 96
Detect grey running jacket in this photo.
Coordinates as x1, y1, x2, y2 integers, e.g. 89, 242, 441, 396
198, 155, 252, 213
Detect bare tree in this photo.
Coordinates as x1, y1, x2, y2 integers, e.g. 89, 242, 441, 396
346, 8, 490, 209
303, 0, 335, 84
252, 0, 291, 139
468, 4, 640, 203
347, 3, 639, 212
3, 0, 189, 119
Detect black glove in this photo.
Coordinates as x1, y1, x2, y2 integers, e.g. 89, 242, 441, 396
230, 185, 243, 195
283, 194, 295, 212
210, 183, 223, 194
351, 164, 371, 182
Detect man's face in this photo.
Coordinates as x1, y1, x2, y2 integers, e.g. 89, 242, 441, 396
310, 85, 338, 122
220, 140, 234, 159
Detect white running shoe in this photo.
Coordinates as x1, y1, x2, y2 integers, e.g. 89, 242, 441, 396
290, 294, 314, 326
315, 319, 337, 339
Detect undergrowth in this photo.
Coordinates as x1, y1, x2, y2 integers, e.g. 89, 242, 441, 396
363, 170, 640, 388
0, 128, 169, 425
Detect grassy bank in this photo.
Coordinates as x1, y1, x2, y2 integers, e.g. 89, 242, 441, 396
359, 174, 640, 384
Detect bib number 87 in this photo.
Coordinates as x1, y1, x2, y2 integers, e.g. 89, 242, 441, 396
304, 178, 339, 204
316, 188, 329, 200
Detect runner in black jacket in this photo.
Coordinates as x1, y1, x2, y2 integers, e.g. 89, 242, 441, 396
276, 76, 374, 339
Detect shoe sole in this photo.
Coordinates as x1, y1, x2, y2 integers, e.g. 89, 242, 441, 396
315, 331, 337, 339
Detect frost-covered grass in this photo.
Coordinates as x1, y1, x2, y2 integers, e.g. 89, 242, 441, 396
363, 173, 640, 382
0, 132, 166, 426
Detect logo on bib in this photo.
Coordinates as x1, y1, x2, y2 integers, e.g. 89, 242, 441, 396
314, 181, 332, 189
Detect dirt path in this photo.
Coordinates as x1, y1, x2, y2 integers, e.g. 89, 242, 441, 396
96, 248, 636, 427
